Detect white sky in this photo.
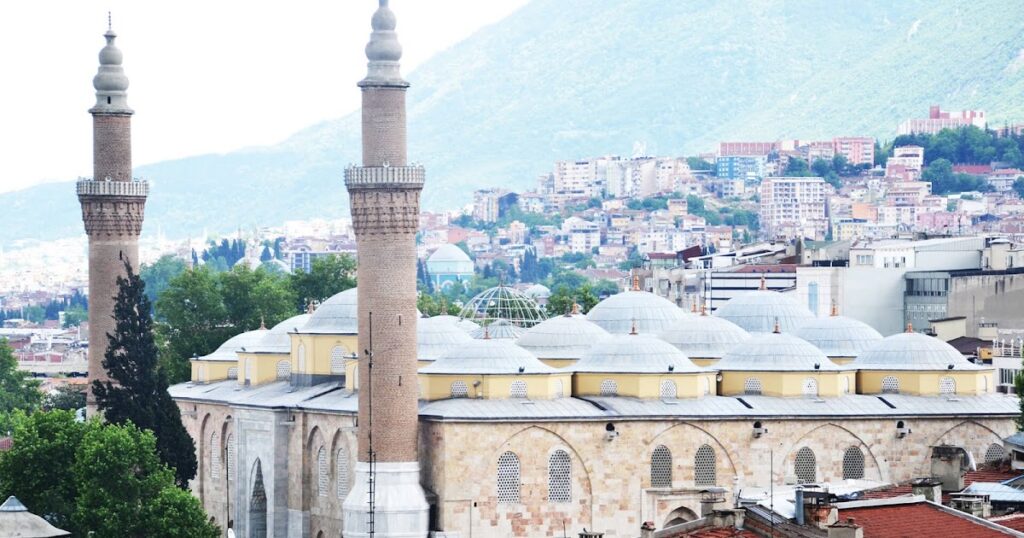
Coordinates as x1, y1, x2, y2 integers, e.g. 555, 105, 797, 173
0, 1, 528, 194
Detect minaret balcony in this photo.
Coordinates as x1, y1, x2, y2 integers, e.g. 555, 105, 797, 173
76, 177, 149, 198
344, 165, 424, 189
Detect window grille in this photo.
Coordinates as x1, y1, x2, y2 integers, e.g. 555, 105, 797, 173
497, 452, 520, 504
226, 434, 235, 482
842, 447, 865, 480
227, 367, 238, 380
336, 446, 349, 498
548, 450, 571, 503
450, 381, 469, 398
660, 380, 677, 399
939, 376, 955, 395
802, 378, 818, 397
795, 447, 817, 484
276, 360, 291, 380
317, 446, 328, 497
985, 443, 1007, 464
744, 378, 762, 395
694, 445, 716, 486
600, 379, 618, 396
510, 380, 528, 399
881, 376, 899, 394
210, 431, 221, 479
330, 346, 346, 374
651, 445, 672, 488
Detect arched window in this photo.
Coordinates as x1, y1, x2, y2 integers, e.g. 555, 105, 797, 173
842, 376, 851, 394
548, 450, 571, 503
983, 374, 990, 392
651, 445, 672, 488
795, 447, 817, 484
210, 431, 222, 479
510, 380, 528, 399
336, 446, 349, 499
985, 443, 1007, 464
744, 378, 762, 395
808, 282, 819, 316
244, 360, 252, 384
497, 451, 520, 504
317, 446, 328, 497
842, 447, 865, 480
553, 379, 564, 398
600, 379, 618, 396
660, 380, 678, 399
330, 346, 346, 374
227, 367, 238, 380
298, 344, 306, 372
276, 360, 291, 380
802, 378, 818, 398
694, 444, 716, 486
226, 433, 236, 482
702, 377, 711, 395
881, 376, 899, 394
450, 381, 469, 398
939, 376, 956, 395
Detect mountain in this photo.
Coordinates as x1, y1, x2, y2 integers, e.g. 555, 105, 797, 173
5, 0, 1024, 244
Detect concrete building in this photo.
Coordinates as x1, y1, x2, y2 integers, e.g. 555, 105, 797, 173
472, 188, 515, 222
760, 177, 828, 240
76, 24, 148, 412
833, 137, 875, 167
715, 155, 766, 181
552, 157, 609, 199
898, 105, 987, 135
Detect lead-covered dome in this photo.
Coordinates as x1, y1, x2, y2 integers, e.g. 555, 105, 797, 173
418, 317, 474, 361
198, 328, 268, 361
714, 290, 814, 333
517, 314, 609, 360
658, 312, 750, 359
853, 332, 984, 371
716, 332, 838, 371
249, 314, 312, 353
586, 290, 687, 334
299, 288, 358, 334
795, 314, 883, 358
433, 315, 480, 333
419, 338, 556, 375
573, 333, 703, 373
470, 319, 524, 340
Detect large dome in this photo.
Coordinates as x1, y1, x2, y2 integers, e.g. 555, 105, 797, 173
427, 243, 472, 264
300, 288, 358, 334
573, 333, 703, 373
249, 314, 312, 353
853, 332, 985, 371
470, 319, 524, 340
657, 312, 750, 359
795, 314, 883, 358
460, 285, 547, 328
199, 328, 268, 361
419, 338, 556, 375
716, 332, 838, 371
586, 290, 687, 334
433, 315, 480, 333
714, 290, 814, 333
517, 314, 609, 360
418, 317, 474, 361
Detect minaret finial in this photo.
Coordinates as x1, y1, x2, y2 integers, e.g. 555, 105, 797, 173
259, 316, 267, 330
630, 318, 638, 335
830, 301, 838, 317
361, 0, 406, 86
700, 303, 707, 316
759, 275, 767, 290
906, 322, 914, 333
483, 323, 491, 340
107, 11, 112, 32
691, 298, 698, 313
571, 302, 580, 316
773, 317, 781, 334
632, 274, 641, 291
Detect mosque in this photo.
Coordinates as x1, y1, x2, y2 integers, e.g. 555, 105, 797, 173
75, 1, 1019, 537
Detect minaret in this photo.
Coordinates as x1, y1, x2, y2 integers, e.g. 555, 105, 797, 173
77, 20, 148, 413
342, 1, 429, 536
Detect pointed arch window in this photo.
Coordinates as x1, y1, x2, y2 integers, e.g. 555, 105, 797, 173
842, 447, 865, 480
497, 451, 520, 504
694, 444, 716, 486
317, 446, 328, 497
336, 445, 350, 498
651, 445, 672, 488
548, 450, 571, 503
795, 447, 817, 484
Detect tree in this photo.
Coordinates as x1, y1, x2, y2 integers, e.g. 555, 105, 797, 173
62, 305, 88, 328
288, 253, 357, 310
92, 261, 198, 488
43, 384, 86, 411
0, 338, 42, 433
155, 266, 231, 383
220, 265, 297, 331
784, 157, 811, 176
140, 255, 188, 313
546, 283, 598, 316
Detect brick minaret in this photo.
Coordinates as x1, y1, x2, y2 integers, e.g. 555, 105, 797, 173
77, 22, 148, 414
341, 1, 429, 536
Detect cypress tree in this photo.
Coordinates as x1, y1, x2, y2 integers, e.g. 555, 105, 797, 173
92, 261, 198, 488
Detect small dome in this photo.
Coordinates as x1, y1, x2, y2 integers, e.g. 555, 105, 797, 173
433, 315, 480, 333
714, 290, 815, 333
795, 315, 883, 358
249, 314, 312, 354
586, 290, 687, 334
196, 328, 268, 361
470, 319, 524, 340
574, 333, 704, 373
418, 317, 474, 361
524, 284, 551, 299
658, 314, 751, 359
427, 244, 472, 264
716, 332, 837, 371
420, 338, 556, 375
517, 314, 609, 360
300, 288, 358, 334
259, 258, 291, 274
853, 332, 984, 371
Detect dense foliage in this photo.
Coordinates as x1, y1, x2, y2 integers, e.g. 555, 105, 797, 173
0, 337, 42, 433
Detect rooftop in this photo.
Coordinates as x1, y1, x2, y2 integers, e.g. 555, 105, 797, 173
839, 499, 1019, 537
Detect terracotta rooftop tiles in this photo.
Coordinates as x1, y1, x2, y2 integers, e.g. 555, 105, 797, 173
840, 502, 1015, 537
661, 527, 759, 538
990, 513, 1024, 532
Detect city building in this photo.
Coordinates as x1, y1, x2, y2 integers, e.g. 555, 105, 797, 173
715, 155, 766, 181
833, 136, 875, 166
759, 177, 829, 240
898, 105, 986, 135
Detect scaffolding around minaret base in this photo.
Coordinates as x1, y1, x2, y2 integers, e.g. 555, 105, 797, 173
342, 461, 429, 537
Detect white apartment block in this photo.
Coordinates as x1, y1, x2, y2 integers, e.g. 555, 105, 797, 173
759, 176, 828, 240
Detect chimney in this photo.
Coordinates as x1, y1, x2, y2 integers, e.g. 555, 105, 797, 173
828, 517, 863, 538
930, 445, 967, 491
911, 477, 943, 502
579, 530, 605, 538
640, 521, 655, 538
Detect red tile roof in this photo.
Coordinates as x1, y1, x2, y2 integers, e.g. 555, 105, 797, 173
859, 484, 915, 500
0, 437, 11, 452
840, 502, 1015, 537
965, 468, 1020, 487
662, 527, 759, 538
990, 513, 1024, 532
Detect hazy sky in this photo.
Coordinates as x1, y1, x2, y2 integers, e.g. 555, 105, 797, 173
0, 1, 528, 194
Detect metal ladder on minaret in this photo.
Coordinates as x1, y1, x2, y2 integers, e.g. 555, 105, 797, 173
366, 312, 376, 537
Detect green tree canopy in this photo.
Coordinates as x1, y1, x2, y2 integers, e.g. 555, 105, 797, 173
42, 384, 86, 412
141, 255, 188, 313
0, 338, 42, 433
288, 254, 357, 310
155, 266, 231, 383
220, 265, 297, 331
546, 283, 598, 316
